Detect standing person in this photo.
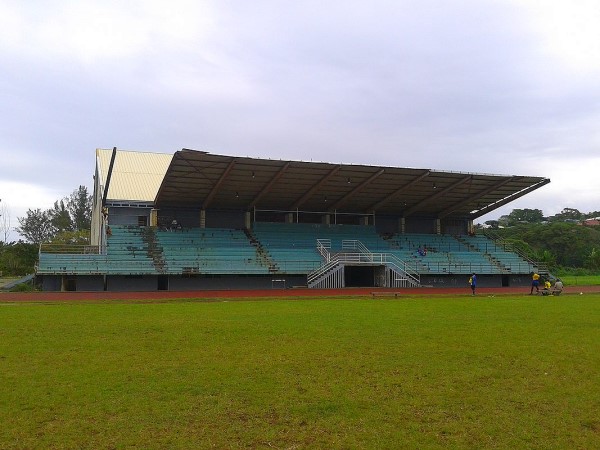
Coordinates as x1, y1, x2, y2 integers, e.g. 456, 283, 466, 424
530, 272, 540, 295
469, 273, 477, 295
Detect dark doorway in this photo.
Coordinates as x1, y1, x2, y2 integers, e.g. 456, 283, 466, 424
158, 275, 169, 291
345, 266, 375, 287
64, 277, 76, 291
502, 274, 509, 287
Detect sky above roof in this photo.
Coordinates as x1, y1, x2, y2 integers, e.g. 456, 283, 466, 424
1, 0, 599, 240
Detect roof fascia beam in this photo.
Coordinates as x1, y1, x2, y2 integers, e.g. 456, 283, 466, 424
470, 178, 550, 219
438, 177, 514, 218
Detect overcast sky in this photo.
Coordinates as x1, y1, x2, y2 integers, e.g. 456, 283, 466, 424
1, 0, 600, 240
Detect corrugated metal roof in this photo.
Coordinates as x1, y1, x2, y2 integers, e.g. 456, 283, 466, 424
154, 149, 550, 220
96, 148, 550, 219
96, 149, 173, 202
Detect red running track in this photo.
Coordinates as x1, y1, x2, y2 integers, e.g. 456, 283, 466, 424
2, 286, 599, 302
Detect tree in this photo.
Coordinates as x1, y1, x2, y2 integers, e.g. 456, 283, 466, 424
52, 229, 91, 245
585, 211, 600, 219
497, 215, 510, 227
15, 185, 92, 245
506, 208, 544, 225
496, 221, 600, 268
549, 208, 583, 222
0, 241, 37, 276
16, 208, 56, 244
530, 248, 557, 270
67, 186, 92, 231
585, 247, 600, 270
49, 200, 73, 233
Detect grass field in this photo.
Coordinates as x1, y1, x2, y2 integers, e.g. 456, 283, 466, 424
559, 274, 600, 286
1, 293, 599, 449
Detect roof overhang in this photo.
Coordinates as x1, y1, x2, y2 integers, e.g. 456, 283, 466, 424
154, 149, 550, 220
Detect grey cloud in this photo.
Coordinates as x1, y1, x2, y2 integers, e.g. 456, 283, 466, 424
1, 0, 600, 228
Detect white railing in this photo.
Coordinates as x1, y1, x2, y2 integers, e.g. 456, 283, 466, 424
308, 264, 345, 289
316, 239, 331, 262
307, 239, 421, 288
307, 257, 340, 286
342, 239, 372, 257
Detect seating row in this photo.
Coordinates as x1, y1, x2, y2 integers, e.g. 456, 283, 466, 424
39, 224, 536, 276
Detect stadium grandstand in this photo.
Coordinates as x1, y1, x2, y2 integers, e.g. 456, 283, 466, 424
36, 148, 550, 292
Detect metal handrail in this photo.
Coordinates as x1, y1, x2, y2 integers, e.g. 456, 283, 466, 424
308, 238, 421, 287
39, 244, 100, 254
481, 230, 548, 273
316, 239, 331, 262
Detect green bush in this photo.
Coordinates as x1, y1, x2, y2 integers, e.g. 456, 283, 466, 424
0, 242, 37, 276
9, 281, 35, 292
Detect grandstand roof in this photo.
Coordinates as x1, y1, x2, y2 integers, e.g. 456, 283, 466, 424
97, 149, 173, 203
154, 149, 550, 219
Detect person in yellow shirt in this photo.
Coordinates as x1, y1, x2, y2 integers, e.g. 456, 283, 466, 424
530, 272, 540, 295
542, 279, 552, 295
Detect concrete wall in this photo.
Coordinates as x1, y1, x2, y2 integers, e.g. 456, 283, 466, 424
168, 274, 306, 290
39, 272, 533, 292
405, 217, 436, 234
40, 275, 61, 291
38, 275, 104, 291
107, 275, 158, 291
420, 273, 532, 288
421, 274, 502, 288
108, 207, 152, 226
76, 276, 105, 291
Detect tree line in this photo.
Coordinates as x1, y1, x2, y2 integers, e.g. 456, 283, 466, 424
484, 207, 600, 228
480, 208, 600, 273
16, 185, 92, 244
0, 186, 92, 277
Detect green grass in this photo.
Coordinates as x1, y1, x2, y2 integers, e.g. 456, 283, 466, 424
1, 294, 599, 449
559, 274, 600, 286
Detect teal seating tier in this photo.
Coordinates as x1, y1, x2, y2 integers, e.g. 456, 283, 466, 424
154, 227, 268, 275
383, 233, 535, 274
38, 226, 270, 276
253, 222, 386, 274
37, 224, 536, 277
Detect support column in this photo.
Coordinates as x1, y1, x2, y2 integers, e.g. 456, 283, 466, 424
322, 214, 331, 225
285, 213, 294, 223
245, 211, 251, 229
399, 217, 405, 234
150, 209, 158, 227
435, 218, 441, 234
199, 210, 206, 228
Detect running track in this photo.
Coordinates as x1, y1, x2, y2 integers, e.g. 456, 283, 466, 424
2, 285, 600, 302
